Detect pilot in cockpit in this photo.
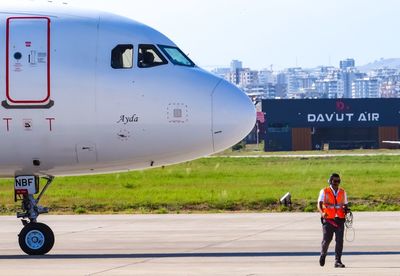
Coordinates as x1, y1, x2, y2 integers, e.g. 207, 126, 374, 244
139, 50, 155, 68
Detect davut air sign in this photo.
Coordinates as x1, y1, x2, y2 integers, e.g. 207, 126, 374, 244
306, 101, 379, 124
307, 112, 379, 123
262, 98, 400, 128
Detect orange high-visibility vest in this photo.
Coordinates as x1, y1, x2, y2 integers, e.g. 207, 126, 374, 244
322, 187, 346, 219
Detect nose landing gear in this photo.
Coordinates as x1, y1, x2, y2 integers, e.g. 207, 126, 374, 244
14, 175, 55, 255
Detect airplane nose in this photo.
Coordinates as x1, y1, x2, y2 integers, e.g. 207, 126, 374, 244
212, 80, 256, 152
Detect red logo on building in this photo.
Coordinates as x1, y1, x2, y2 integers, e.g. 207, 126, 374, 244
336, 100, 348, 112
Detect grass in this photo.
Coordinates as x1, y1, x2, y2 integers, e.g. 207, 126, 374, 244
217, 144, 400, 156
0, 155, 399, 214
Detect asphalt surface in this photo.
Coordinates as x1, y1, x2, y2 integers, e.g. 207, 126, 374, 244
0, 212, 399, 275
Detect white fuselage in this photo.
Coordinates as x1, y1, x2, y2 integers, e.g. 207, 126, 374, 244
0, 3, 256, 177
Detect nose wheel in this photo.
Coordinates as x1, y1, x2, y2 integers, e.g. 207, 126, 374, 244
14, 175, 55, 255
18, 222, 54, 255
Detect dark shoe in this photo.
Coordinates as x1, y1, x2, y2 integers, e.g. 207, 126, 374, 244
334, 261, 345, 268
319, 254, 326, 267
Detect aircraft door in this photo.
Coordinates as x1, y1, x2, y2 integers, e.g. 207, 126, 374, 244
3, 17, 53, 109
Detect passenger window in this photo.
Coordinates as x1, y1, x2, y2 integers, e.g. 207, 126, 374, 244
138, 44, 168, 68
111, 45, 133, 69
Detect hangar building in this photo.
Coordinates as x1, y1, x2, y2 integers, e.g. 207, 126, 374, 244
262, 99, 400, 151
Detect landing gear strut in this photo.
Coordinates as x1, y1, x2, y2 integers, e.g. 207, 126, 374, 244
14, 175, 55, 255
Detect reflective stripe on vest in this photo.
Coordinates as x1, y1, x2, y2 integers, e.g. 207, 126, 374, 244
322, 187, 346, 219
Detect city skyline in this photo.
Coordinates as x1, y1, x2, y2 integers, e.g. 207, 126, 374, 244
32, 0, 400, 70
212, 57, 400, 72
212, 58, 400, 100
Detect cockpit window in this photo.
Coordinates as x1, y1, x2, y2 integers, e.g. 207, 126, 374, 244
138, 44, 168, 68
111, 44, 133, 69
158, 45, 195, 67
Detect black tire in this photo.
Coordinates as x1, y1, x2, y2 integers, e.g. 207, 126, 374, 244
18, 222, 55, 255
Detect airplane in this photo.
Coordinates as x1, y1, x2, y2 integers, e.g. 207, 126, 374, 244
382, 141, 400, 144
0, 2, 256, 255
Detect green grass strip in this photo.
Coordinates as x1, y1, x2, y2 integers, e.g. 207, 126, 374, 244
0, 155, 399, 214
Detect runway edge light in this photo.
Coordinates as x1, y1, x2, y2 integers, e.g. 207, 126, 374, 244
280, 192, 292, 207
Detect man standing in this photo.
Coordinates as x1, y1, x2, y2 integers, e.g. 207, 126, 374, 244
317, 173, 348, 268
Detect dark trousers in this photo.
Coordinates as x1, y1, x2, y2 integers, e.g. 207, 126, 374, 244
321, 218, 345, 261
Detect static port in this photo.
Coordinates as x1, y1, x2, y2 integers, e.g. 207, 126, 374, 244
33, 160, 41, 167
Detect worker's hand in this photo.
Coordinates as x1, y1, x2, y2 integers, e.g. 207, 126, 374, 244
320, 212, 327, 218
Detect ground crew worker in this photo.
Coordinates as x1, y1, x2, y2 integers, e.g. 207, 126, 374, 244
317, 173, 348, 268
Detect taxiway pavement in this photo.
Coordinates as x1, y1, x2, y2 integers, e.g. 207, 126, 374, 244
0, 212, 399, 276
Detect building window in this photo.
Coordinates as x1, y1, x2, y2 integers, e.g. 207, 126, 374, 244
111, 44, 133, 69
268, 123, 289, 133
138, 45, 168, 68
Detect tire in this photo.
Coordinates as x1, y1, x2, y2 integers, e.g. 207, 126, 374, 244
18, 222, 55, 255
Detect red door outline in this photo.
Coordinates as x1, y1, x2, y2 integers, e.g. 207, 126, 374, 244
6, 17, 51, 104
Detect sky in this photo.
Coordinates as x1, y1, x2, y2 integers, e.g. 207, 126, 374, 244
15, 0, 400, 70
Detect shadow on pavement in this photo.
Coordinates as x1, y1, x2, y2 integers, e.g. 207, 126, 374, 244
1, 251, 400, 260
